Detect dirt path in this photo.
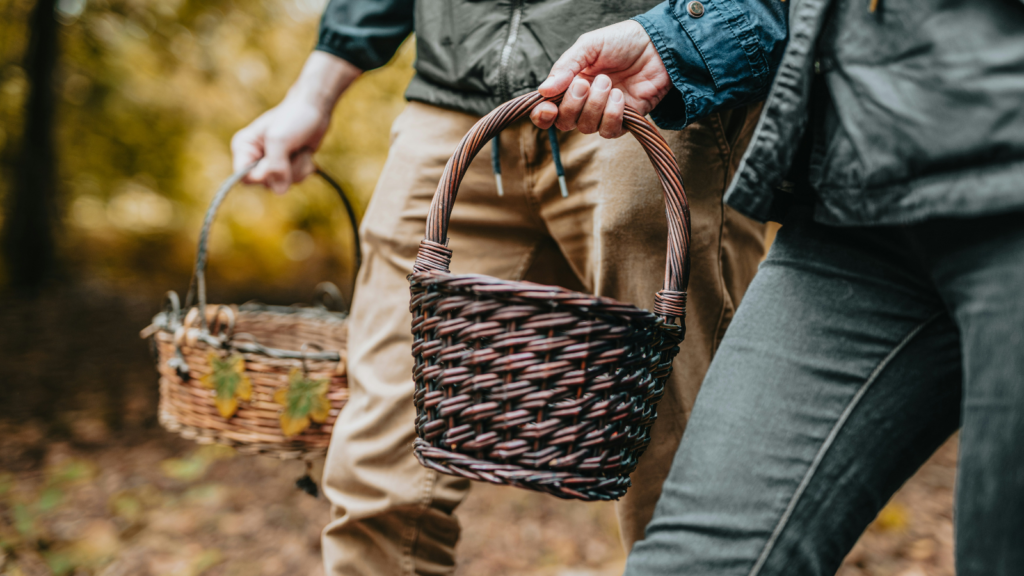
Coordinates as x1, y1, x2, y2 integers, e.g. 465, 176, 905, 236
0, 287, 957, 576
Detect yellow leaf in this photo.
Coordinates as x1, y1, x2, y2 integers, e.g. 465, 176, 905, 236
201, 352, 252, 419
873, 502, 909, 532
273, 388, 288, 405
279, 413, 311, 437
309, 396, 330, 423
236, 374, 252, 402
274, 369, 332, 436
214, 396, 238, 419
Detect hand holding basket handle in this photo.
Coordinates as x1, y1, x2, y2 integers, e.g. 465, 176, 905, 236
409, 91, 690, 501
414, 91, 690, 321
144, 163, 359, 461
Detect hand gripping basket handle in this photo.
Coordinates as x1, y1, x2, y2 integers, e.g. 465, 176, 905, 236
412, 90, 691, 323
183, 163, 362, 330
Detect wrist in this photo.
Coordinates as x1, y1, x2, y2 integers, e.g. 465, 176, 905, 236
287, 51, 362, 115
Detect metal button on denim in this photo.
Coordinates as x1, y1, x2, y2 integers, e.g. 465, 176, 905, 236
687, 1, 705, 17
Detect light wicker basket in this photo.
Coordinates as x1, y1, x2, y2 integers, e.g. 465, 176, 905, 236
409, 91, 691, 501
142, 167, 359, 461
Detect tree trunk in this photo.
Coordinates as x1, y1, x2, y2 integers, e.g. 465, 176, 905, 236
3, 0, 59, 292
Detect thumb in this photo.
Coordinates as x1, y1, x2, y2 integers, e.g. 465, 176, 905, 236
290, 149, 317, 184
539, 39, 592, 97
250, 134, 293, 195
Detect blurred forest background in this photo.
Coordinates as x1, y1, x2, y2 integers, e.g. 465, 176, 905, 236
0, 1, 957, 575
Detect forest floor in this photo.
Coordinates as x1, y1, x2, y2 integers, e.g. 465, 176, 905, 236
0, 284, 957, 576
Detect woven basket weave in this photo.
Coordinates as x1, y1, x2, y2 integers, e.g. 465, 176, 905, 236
409, 91, 691, 501
142, 167, 358, 460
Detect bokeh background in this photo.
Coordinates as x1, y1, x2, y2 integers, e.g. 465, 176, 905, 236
0, 1, 957, 575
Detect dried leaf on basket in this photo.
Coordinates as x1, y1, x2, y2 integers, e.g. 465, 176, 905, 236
274, 369, 331, 437
200, 353, 253, 418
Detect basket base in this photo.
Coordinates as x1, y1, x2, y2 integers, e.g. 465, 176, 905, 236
158, 404, 327, 461
413, 439, 629, 501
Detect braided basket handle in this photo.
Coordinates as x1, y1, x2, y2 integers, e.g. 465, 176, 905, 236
183, 163, 362, 330
412, 91, 691, 323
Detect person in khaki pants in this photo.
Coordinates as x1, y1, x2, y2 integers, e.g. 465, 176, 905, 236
231, 2, 770, 574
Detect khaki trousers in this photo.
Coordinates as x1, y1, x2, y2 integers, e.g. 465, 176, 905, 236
321, 101, 766, 575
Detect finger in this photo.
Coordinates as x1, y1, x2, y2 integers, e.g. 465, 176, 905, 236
555, 77, 591, 132
599, 89, 627, 139
250, 133, 293, 194
576, 75, 612, 134
539, 67, 575, 98
530, 102, 558, 129
291, 150, 316, 184
538, 35, 593, 97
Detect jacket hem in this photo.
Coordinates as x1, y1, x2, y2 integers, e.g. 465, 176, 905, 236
404, 75, 498, 118
811, 158, 1024, 227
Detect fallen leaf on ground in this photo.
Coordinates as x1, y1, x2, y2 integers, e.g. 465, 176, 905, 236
873, 502, 909, 532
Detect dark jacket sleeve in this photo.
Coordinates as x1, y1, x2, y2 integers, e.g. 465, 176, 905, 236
633, 0, 788, 129
316, 0, 415, 71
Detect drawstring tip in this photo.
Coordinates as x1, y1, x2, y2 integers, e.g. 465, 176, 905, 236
547, 127, 568, 198
491, 135, 504, 197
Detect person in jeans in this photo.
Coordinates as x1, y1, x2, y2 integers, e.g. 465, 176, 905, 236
230, 1, 783, 573
532, 0, 1024, 573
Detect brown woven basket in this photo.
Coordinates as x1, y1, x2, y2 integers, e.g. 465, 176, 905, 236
409, 91, 691, 501
142, 167, 359, 460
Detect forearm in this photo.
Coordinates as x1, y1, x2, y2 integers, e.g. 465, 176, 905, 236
286, 51, 362, 116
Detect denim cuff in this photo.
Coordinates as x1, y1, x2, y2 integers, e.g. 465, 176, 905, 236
633, 13, 696, 130
635, 0, 773, 129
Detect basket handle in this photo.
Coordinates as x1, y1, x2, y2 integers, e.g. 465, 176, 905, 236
183, 163, 362, 330
412, 90, 690, 323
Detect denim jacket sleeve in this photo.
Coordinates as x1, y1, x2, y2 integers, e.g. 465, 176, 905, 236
316, 0, 414, 71
633, 0, 788, 129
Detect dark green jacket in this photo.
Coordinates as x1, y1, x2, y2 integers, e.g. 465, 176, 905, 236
315, 0, 784, 120
722, 0, 1024, 225
316, 0, 664, 116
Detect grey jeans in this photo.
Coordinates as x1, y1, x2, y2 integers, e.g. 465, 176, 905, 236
625, 207, 1024, 575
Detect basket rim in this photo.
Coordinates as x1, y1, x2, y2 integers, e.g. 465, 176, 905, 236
409, 269, 670, 330
145, 302, 347, 362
